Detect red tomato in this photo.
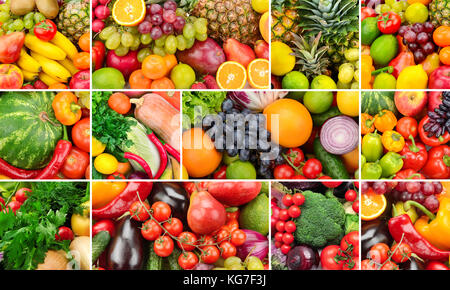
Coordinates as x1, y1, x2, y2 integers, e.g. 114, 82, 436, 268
282, 194, 293, 207
219, 241, 237, 259
285, 148, 304, 166
361, 259, 378, 270
282, 232, 294, 244
107, 172, 126, 180
177, 232, 197, 251
92, 219, 116, 237
151, 201, 172, 222
342, 257, 359, 270
284, 221, 296, 233
214, 228, 230, 243
369, 243, 390, 264
15, 187, 31, 203
288, 205, 301, 218
274, 164, 295, 179
178, 251, 199, 270
391, 242, 412, 263
154, 236, 174, 257
129, 201, 150, 221
141, 219, 163, 241
380, 261, 399, 270
319, 176, 342, 188
321, 245, 345, 270
302, 159, 322, 179
292, 193, 305, 206
377, 12, 401, 34
108, 93, 131, 115
280, 244, 291, 255
72, 118, 90, 153
340, 231, 359, 258
425, 261, 450, 270
61, 147, 89, 179
345, 189, 357, 202
230, 229, 246, 246
163, 217, 183, 237
33, 19, 57, 41
201, 245, 220, 264
5, 201, 22, 214
352, 200, 359, 213
55, 226, 74, 241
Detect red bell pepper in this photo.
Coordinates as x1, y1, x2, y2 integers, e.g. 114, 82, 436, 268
394, 169, 425, 179
418, 116, 450, 147
421, 145, 450, 179
399, 136, 428, 171
389, 51, 415, 78
92, 40, 105, 71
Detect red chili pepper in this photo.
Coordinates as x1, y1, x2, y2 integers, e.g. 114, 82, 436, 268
35, 126, 72, 179
399, 136, 428, 172
123, 152, 153, 179
92, 40, 105, 71
421, 145, 450, 179
0, 158, 41, 179
393, 169, 425, 179
388, 214, 450, 261
92, 181, 153, 219
163, 143, 180, 163
147, 133, 168, 179
418, 116, 450, 147
213, 165, 227, 179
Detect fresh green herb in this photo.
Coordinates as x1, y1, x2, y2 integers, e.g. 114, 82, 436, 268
182, 91, 226, 129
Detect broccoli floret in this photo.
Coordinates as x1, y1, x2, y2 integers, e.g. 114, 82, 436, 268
294, 190, 346, 248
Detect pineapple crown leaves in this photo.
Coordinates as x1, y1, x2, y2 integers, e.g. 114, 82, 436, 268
290, 32, 330, 77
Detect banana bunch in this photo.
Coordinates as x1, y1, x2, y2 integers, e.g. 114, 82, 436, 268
16, 32, 80, 86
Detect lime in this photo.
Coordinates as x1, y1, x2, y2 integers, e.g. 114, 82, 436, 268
226, 161, 257, 179
251, 0, 268, 13
361, 17, 381, 46
282, 71, 309, 90
303, 91, 334, 114
271, 41, 295, 76
92, 67, 125, 89
370, 34, 398, 66
405, 3, 428, 23
171, 63, 196, 89
310, 75, 337, 89
239, 194, 269, 235
373, 73, 397, 89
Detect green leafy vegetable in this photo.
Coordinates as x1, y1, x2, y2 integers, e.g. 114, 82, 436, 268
182, 91, 226, 129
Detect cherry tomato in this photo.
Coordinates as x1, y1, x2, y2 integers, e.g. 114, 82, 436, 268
129, 201, 150, 221
396, 117, 418, 139
224, 219, 239, 233
274, 164, 295, 179
5, 201, 21, 214
282, 194, 293, 207
61, 147, 90, 179
369, 243, 390, 264
288, 205, 301, 218
230, 229, 246, 246
292, 193, 305, 206
284, 221, 296, 233
377, 11, 401, 34
280, 244, 291, 255
107, 172, 126, 180
154, 236, 174, 257
278, 209, 289, 221
361, 259, 378, 270
275, 221, 285, 232
345, 189, 357, 202
55, 226, 74, 241
178, 251, 199, 270
108, 92, 131, 115
274, 232, 284, 242
321, 245, 345, 270
282, 232, 294, 245
33, 19, 57, 41
219, 241, 237, 259
352, 200, 359, 213
141, 219, 163, 241
302, 159, 322, 179
285, 148, 305, 166
380, 261, 399, 270
15, 187, 31, 203
177, 232, 197, 251
72, 118, 90, 153
342, 257, 359, 270
201, 245, 220, 264
214, 228, 230, 243
151, 201, 172, 222
391, 242, 412, 263
340, 231, 359, 258
163, 217, 183, 237
198, 235, 215, 248
92, 219, 116, 237
319, 176, 342, 188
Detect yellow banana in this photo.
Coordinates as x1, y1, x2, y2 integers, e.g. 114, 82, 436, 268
31, 52, 71, 83
50, 32, 78, 60
24, 34, 66, 61
58, 58, 79, 76
21, 70, 39, 82
17, 49, 42, 73
38, 72, 60, 86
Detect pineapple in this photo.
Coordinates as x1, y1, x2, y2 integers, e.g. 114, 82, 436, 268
56, 0, 90, 43
290, 32, 331, 78
429, 0, 450, 27
177, 0, 261, 45
271, 0, 300, 43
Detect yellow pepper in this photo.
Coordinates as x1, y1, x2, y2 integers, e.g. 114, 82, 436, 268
414, 197, 450, 251
374, 110, 397, 132
92, 181, 127, 209
361, 55, 374, 89
381, 130, 405, 152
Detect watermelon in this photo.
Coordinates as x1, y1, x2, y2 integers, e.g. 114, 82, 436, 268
361, 91, 397, 116
0, 92, 62, 170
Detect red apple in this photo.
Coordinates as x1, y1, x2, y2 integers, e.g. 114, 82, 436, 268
254, 40, 269, 60
427, 91, 443, 112
394, 91, 427, 116
69, 70, 90, 89
429, 66, 450, 89
0, 32, 24, 64
0, 64, 23, 89
106, 50, 140, 80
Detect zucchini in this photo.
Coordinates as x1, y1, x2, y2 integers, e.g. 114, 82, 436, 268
312, 106, 341, 127
92, 231, 110, 262
166, 247, 182, 270
313, 138, 350, 179
146, 242, 163, 270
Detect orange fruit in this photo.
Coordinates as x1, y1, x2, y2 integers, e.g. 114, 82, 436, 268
163, 54, 177, 74
439, 46, 450, 65
263, 99, 313, 148
142, 54, 168, 80
116, 161, 132, 175
361, 190, 387, 221
407, 0, 431, 5
112, 0, 146, 26
151, 77, 175, 89
48, 83, 68, 89
73, 52, 90, 70
216, 61, 247, 90
182, 128, 222, 178
78, 32, 90, 52
247, 58, 269, 89
129, 69, 152, 89
433, 26, 450, 47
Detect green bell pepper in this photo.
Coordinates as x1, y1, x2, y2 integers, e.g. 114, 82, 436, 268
379, 152, 404, 177
362, 132, 383, 162
361, 162, 382, 179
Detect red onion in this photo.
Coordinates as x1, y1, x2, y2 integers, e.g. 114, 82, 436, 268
236, 229, 268, 261
193, 263, 214, 270
320, 116, 358, 155
228, 91, 288, 112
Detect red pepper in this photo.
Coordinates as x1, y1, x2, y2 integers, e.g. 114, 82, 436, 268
35, 125, 72, 179
163, 143, 180, 163
361, 6, 376, 21
425, 261, 450, 270
213, 165, 227, 179
419, 116, 450, 147
0, 158, 41, 179
399, 136, 428, 171
147, 133, 168, 179
92, 40, 105, 71
393, 169, 425, 179
389, 51, 415, 78
182, 182, 197, 196
123, 152, 153, 179
421, 145, 450, 179
92, 181, 153, 219
388, 214, 450, 261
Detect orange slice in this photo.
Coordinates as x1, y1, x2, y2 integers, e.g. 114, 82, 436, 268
216, 61, 247, 90
361, 189, 387, 221
112, 0, 146, 27
247, 58, 270, 89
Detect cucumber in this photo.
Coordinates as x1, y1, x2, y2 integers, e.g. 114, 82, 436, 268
166, 247, 182, 270
92, 231, 111, 262
312, 106, 342, 127
146, 242, 163, 270
313, 138, 350, 179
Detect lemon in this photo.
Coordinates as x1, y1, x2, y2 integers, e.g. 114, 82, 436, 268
310, 75, 337, 89
252, 0, 269, 13
405, 3, 428, 23
396, 65, 428, 89
94, 153, 119, 175
271, 41, 295, 76
336, 91, 359, 117
92, 136, 106, 157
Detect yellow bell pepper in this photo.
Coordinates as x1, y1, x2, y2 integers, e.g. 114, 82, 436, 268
361, 55, 374, 89
381, 130, 405, 152
414, 197, 450, 251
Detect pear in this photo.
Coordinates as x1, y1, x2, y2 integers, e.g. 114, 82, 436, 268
187, 191, 226, 235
